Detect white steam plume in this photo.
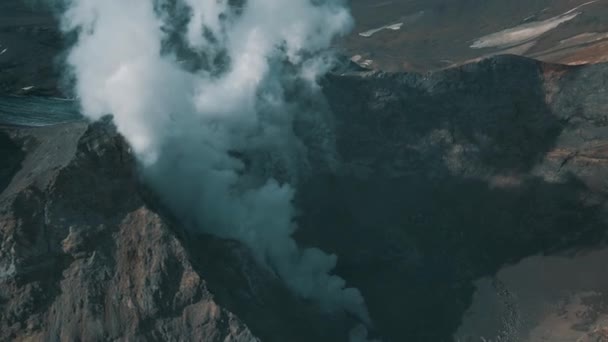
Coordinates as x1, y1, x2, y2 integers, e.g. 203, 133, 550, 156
55, 0, 371, 329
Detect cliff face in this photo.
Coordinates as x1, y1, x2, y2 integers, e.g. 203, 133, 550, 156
1, 55, 608, 342
304, 55, 608, 341
0, 120, 260, 341
0, 118, 359, 341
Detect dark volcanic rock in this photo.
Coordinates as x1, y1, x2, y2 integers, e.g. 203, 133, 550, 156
0, 130, 23, 194
293, 55, 608, 341
0, 120, 259, 341
0, 117, 357, 342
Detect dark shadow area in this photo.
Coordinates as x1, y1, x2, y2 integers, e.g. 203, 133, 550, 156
0, 0, 64, 96
0, 131, 24, 194
181, 232, 355, 342
297, 171, 605, 341
289, 55, 608, 341
139, 186, 356, 342
323, 55, 564, 173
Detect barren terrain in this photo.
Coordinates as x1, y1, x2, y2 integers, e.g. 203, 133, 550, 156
343, 0, 608, 71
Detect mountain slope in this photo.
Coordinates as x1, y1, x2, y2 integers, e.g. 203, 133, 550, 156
1, 54, 608, 341
0, 120, 259, 341
0, 118, 358, 342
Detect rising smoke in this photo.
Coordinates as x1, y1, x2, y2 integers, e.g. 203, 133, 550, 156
53, 0, 372, 331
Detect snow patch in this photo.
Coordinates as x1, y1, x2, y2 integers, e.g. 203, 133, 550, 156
471, 1, 599, 49
359, 22, 403, 38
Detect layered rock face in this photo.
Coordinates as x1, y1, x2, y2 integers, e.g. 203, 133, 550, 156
1, 55, 608, 341
0, 120, 259, 341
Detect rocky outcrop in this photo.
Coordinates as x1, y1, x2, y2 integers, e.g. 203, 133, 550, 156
0, 114, 361, 342
0, 120, 259, 341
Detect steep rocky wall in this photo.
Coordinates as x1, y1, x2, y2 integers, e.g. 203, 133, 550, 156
0, 115, 361, 341
0, 121, 260, 342
294, 55, 608, 341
